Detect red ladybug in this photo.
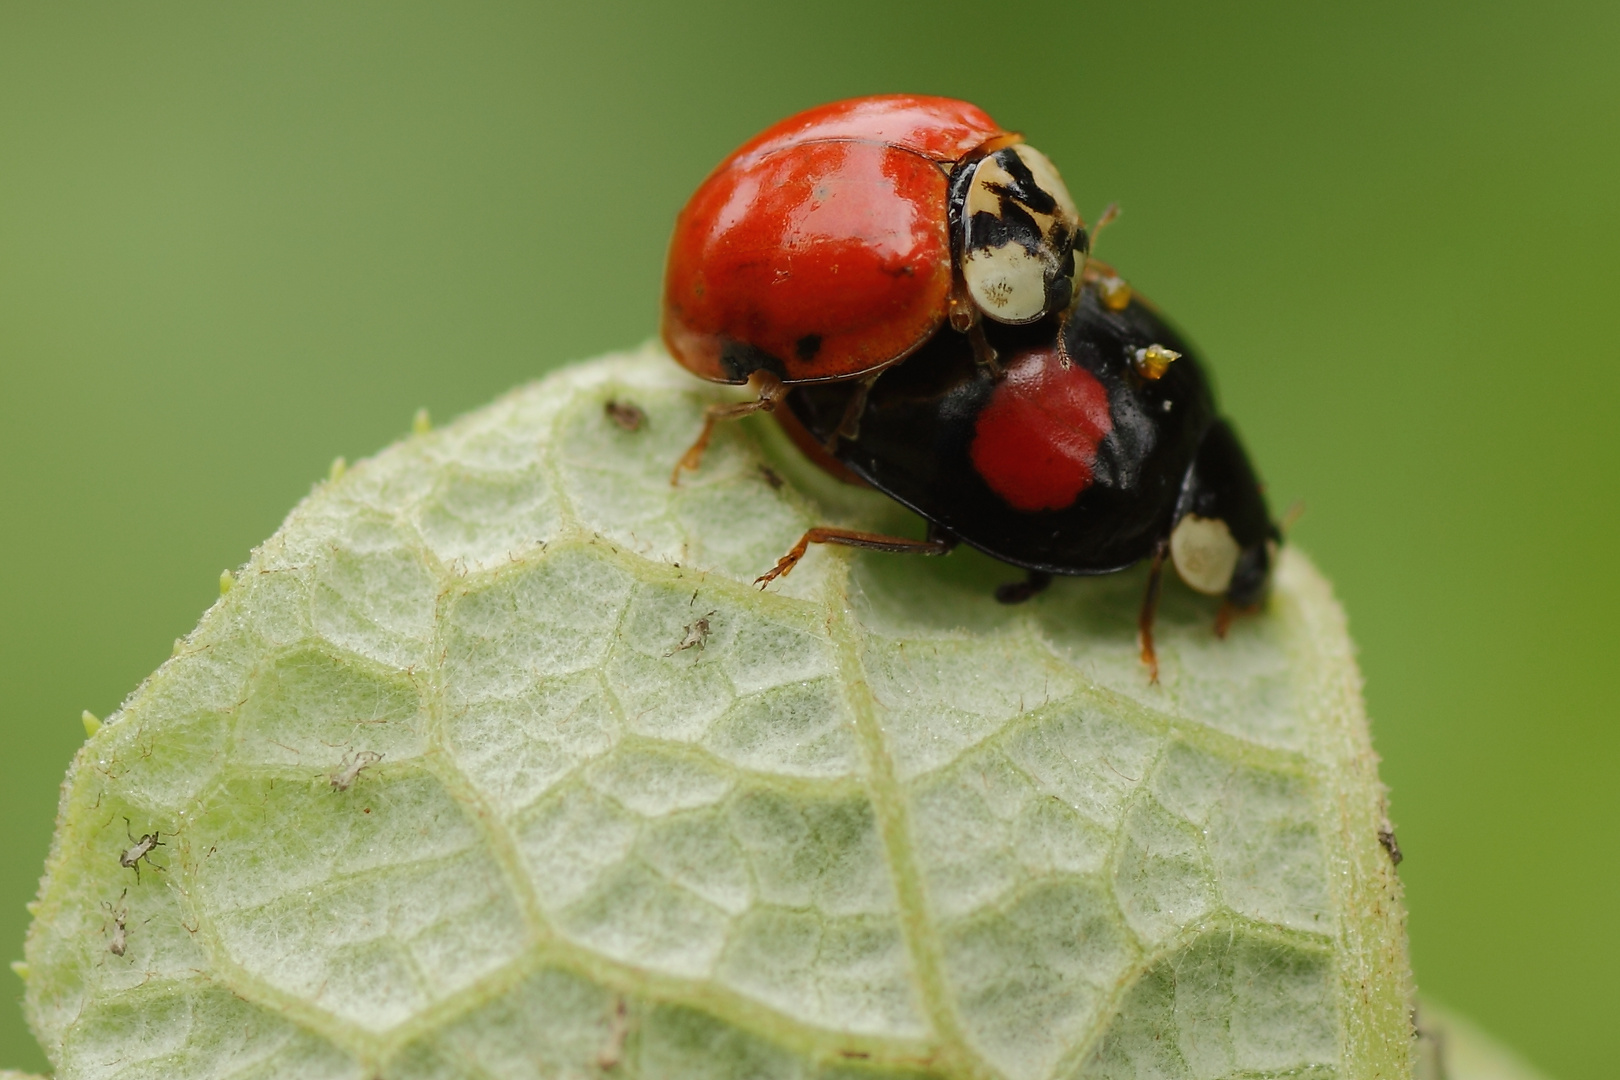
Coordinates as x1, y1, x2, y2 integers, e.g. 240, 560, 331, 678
664, 95, 1085, 479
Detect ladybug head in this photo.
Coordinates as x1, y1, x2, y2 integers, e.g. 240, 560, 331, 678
951, 144, 1085, 327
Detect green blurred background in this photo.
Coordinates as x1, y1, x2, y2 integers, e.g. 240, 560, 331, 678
1, 2, 1614, 1075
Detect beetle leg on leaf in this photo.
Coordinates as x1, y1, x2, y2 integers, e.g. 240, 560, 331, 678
1214, 599, 1260, 639
671, 371, 789, 485
755, 525, 956, 589
1138, 541, 1169, 683
994, 569, 1052, 604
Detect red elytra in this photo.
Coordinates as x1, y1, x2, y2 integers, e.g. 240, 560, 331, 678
662, 95, 1015, 386
722, 95, 1010, 169
969, 343, 1114, 512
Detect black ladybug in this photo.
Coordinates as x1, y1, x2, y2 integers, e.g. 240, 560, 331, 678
757, 279, 1280, 679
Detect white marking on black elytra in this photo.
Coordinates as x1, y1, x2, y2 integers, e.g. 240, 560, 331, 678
959, 144, 1082, 325
1169, 514, 1242, 596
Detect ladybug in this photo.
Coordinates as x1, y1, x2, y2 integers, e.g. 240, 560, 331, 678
663, 95, 1086, 479
761, 279, 1281, 679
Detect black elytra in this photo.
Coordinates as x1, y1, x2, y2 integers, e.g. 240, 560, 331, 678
781, 283, 1280, 609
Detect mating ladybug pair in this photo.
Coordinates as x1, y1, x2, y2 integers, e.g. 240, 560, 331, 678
661, 95, 1279, 678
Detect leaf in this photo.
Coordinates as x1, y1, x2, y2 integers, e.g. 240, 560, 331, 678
23, 348, 1417, 1079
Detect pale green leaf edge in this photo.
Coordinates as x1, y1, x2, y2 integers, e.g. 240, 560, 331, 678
10, 348, 1550, 1080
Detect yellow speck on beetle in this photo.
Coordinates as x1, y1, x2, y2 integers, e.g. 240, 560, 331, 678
1132, 343, 1181, 381
1097, 274, 1133, 311
413, 408, 432, 435
219, 569, 234, 596
81, 711, 101, 739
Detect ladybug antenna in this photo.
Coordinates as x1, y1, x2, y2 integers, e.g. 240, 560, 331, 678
1088, 202, 1121, 255
1279, 499, 1307, 536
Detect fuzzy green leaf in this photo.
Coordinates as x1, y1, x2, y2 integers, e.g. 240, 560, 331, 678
24, 349, 1417, 1079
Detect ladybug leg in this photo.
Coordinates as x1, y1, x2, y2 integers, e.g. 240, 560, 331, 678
671, 372, 789, 485
994, 570, 1052, 605
755, 527, 956, 590
948, 280, 1003, 377
1137, 541, 1169, 683
825, 373, 879, 449
1214, 599, 1260, 638
966, 318, 1003, 378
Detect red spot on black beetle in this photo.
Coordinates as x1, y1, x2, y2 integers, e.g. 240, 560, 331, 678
970, 344, 1113, 511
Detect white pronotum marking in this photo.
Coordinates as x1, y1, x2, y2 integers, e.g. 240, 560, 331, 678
963, 244, 1047, 321
960, 144, 1082, 325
